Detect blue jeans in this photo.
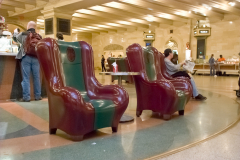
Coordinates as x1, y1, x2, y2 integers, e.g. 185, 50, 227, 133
190, 78, 199, 97
210, 65, 215, 76
21, 55, 41, 101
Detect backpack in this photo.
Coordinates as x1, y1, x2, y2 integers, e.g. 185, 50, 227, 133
24, 31, 42, 56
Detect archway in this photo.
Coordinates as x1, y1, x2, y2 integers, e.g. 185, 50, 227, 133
165, 38, 179, 64
103, 44, 124, 58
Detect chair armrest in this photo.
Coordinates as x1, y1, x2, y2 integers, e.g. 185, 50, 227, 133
87, 77, 129, 105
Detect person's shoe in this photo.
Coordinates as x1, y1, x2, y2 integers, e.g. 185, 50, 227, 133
35, 97, 42, 101
18, 98, 30, 102
194, 94, 207, 101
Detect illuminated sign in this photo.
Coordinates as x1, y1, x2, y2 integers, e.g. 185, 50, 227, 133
146, 35, 154, 38
199, 30, 209, 34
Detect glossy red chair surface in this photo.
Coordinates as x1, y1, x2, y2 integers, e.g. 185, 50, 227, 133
36, 38, 129, 141
145, 47, 192, 102
126, 44, 186, 119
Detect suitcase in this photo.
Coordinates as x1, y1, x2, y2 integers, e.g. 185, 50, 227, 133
216, 71, 222, 76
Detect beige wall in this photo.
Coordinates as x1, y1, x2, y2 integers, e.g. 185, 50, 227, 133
91, 24, 191, 68
191, 19, 240, 60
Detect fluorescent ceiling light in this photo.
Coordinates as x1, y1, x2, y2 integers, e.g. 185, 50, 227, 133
107, 23, 119, 26
37, 19, 44, 22
90, 5, 105, 11
87, 26, 99, 29
77, 9, 91, 14
98, 25, 107, 28
118, 21, 130, 25
228, 2, 235, 6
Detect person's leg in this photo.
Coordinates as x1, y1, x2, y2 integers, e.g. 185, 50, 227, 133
21, 56, 31, 101
190, 78, 199, 97
101, 63, 104, 72
103, 64, 106, 72
31, 57, 41, 100
210, 66, 212, 76
213, 65, 215, 75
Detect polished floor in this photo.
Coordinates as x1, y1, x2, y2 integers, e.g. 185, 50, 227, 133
0, 72, 239, 160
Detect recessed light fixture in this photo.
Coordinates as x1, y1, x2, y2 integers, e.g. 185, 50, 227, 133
148, 8, 153, 11
230, 21, 233, 24
228, 2, 235, 6
149, 30, 151, 33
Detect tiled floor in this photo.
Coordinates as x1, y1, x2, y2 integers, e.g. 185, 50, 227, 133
158, 75, 240, 160
0, 72, 239, 160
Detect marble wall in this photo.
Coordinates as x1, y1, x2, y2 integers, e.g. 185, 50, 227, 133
91, 24, 191, 68
190, 19, 240, 61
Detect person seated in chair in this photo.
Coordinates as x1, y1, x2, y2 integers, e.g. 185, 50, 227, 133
164, 48, 207, 101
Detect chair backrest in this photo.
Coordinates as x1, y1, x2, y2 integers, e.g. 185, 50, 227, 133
126, 43, 146, 73
143, 47, 166, 81
58, 41, 86, 91
143, 47, 157, 81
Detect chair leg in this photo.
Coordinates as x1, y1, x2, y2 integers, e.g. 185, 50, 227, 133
112, 126, 118, 132
70, 135, 84, 141
49, 128, 57, 134
158, 113, 162, 117
163, 114, 171, 120
178, 110, 185, 116
136, 110, 142, 117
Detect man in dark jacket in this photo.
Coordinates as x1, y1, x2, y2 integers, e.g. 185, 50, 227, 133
13, 21, 41, 102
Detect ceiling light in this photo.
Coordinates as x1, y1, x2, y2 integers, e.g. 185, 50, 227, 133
118, 21, 130, 25
98, 25, 107, 28
230, 21, 233, 24
90, 5, 105, 11
77, 9, 91, 14
130, 19, 142, 23
149, 30, 151, 33
104, 2, 118, 7
148, 8, 153, 11
228, 2, 235, 6
188, 11, 191, 13
107, 23, 119, 26
37, 19, 44, 22
88, 26, 99, 29
175, 12, 181, 15
72, 29, 82, 32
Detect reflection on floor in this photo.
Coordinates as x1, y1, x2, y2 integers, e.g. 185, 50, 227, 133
0, 73, 239, 160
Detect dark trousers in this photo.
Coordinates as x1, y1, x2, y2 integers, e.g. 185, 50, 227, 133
101, 63, 106, 72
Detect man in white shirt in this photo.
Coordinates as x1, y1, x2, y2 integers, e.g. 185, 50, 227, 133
164, 48, 206, 101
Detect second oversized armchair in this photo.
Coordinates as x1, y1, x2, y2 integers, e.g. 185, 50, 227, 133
143, 47, 193, 102
36, 38, 129, 141
126, 44, 187, 120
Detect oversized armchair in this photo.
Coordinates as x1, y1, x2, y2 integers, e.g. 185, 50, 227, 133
143, 47, 192, 102
36, 38, 129, 141
126, 44, 187, 120
107, 57, 133, 83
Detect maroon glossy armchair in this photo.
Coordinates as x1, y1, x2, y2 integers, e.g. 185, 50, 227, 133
126, 44, 187, 120
147, 47, 192, 102
36, 38, 129, 141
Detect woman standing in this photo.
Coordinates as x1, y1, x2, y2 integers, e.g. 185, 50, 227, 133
209, 54, 215, 76
101, 55, 106, 72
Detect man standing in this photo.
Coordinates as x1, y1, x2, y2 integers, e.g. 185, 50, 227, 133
218, 55, 226, 62
13, 21, 42, 102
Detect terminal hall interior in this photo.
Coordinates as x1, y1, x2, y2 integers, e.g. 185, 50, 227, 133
0, 0, 240, 160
